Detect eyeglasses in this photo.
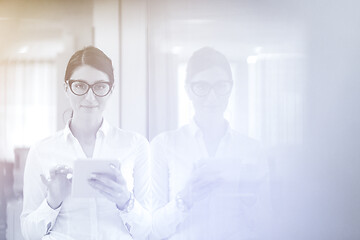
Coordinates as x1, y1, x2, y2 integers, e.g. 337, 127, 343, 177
66, 80, 112, 97
190, 81, 233, 97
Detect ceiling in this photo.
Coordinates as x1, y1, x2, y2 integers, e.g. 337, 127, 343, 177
0, 0, 93, 60
0, 0, 307, 61
147, 0, 307, 61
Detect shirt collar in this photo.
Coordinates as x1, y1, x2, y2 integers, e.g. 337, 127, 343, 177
188, 119, 201, 137
63, 118, 111, 142
97, 118, 111, 137
188, 118, 231, 138
64, 119, 72, 141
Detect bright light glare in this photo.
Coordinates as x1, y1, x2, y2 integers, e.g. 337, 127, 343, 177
18, 46, 28, 54
247, 55, 257, 64
171, 46, 183, 55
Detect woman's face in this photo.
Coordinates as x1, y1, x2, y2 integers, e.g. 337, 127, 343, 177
65, 65, 112, 120
187, 66, 232, 119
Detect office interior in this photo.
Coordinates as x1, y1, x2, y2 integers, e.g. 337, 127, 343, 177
0, 0, 359, 239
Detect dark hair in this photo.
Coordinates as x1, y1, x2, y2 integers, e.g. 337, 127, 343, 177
64, 46, 114, 85
186, 47, 232, 83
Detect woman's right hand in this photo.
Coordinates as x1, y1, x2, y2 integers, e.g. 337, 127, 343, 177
40, 165, 72, 209
178, 162, 224, 208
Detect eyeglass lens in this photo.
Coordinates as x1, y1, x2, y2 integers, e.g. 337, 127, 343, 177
69, 80, 111, 97
191, 81, 232, 96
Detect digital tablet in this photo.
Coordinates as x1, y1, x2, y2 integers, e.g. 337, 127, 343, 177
197, 157, 266, 183
71, 159, 119, 198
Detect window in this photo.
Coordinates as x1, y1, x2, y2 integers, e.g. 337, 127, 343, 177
0, 61, 56, 161
248, 54, 305, 146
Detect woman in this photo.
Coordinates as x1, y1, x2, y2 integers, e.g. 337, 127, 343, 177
150, 47, 271, 239
21, 46, 151, 240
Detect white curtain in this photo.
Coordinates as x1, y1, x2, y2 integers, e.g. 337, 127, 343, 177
0, 60, 56, 161
248, 54, 306, 146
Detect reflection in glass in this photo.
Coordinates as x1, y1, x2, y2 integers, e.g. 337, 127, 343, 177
150, 47, 272, 239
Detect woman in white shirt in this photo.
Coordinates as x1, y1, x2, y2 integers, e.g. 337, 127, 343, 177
21, 46, 151, 240
150, 47, 271, 240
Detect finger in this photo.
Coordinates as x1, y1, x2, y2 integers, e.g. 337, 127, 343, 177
191, 169, 223, 185
200, 174, 224, 184
66, 173, 73, 181
192, 180, 221, 196
49, 167, 57, 178
88, 178, 123, 200
54, 164, 66, 173
55, 165, 72, 175
56, 169, 72, 176
91, 172, 117, 184
191, 175, 217, 186
40, 174, 49, 187
198, 177, 223, 188
68, 175, 73, 183
93, 186, 119, 203
49, 165, 71, 178
90, 182, 131, 207
88, 174, 122, 192
195, 189, 212, 201
109, 164, 127, 185
192, 182, 220, 201
56, 164, 70, 169
88, 178, 113, 192
196, 167, 221, 177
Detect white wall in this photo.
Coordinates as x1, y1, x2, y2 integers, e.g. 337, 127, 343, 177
93, 0, 120, 128
119, 0, 148, 137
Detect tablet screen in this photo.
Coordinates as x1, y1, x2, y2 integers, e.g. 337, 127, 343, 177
71, 159, 119, 198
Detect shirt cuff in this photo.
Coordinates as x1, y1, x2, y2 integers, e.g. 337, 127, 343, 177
150, 200, 189, 239
118, 199, 151, 238
38, 199, 62, 234
167, 199, 189, 223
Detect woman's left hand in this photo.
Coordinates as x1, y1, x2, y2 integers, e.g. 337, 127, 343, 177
88, 164, 131, 209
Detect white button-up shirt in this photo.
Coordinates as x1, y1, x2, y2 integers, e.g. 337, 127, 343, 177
21, 120, 151, 240
150, 120, 271, 240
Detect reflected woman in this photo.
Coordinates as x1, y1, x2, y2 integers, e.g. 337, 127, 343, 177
21, 46, 151, 240
150, 47, 271, 239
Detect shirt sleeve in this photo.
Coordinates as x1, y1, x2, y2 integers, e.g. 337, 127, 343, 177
20, 146, 61, 240
241, 140, 273, 239
118, 199, 151, 239
149, 135, 187, 239
151, 200, 188, 239
255, 149, 274, 239
119, 135, 152, 239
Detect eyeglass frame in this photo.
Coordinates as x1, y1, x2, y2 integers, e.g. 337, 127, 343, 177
188, 81, 233, 97
66, 79, 113, 97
